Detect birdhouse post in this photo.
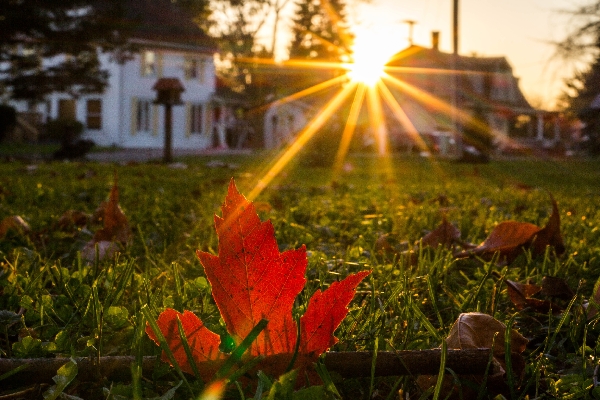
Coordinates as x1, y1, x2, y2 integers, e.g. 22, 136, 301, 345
152, 78, 185, 163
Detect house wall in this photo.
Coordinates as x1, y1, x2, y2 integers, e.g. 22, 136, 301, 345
39, 47, 217, 150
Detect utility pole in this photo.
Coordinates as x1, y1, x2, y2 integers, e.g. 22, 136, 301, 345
453, 0, 459, 54
451, 0, 461, 157
403, 19, 417, 46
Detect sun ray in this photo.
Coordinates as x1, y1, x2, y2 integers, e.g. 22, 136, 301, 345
384, 65, 492, 77
367, 81, 394, 179
377, 80, 430, 153
367, 82, 388, 155
253, 75, 349, 114
235, 56, 345, 71
333, 82, 367, 177
248, 81, 358, 201
381, 72, 495, 144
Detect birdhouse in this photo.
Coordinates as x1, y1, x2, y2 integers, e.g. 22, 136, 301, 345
152, 78, 185, 105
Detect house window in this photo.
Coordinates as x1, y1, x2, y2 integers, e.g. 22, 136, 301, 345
189, 103, 204, 134
184, 57, 206, 82
141, 51, 156, 76
184, 58, 198, 79
136, 99, 152, 132
58, 99, 76, 120
86, 99, 102, 130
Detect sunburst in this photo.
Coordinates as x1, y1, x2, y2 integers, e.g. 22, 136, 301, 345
237, 28, 504, 200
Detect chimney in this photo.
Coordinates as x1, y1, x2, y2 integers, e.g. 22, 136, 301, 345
432, 31, 440, 51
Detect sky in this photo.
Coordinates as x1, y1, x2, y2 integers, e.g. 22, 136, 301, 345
264, 0, 588, 110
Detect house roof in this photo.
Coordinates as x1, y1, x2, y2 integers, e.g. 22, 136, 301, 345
386, 45, 533, 113
99, 0, 217, 53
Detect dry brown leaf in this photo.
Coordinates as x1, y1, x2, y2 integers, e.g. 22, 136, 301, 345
585, 279, 600, 320
83, 176, 131, 261
505, 279, 562, 314
381, 218, 462, 263
418, 217, 461, 250
454, 195, 564, 264
0, 216, 31, 239
417, 312, 528, 399
92, 179, 131, 244
531, 196, 565, 257
56, 210, 91, 231
540, 276, 574, 300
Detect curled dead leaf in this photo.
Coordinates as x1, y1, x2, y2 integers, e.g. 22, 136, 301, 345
0, 216, 31, 239
585, 278, 600, 320
56, 210, 91, 231
417, 312, 528, 399
540, 276, 574, 300
506, 279, 562, 314
83, 176, 132, 262
454, 195, 564, 264
418, 217, 461, 250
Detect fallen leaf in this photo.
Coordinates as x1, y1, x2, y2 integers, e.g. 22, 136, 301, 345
454, 195, 564, 264
540, 276, 574, 300
83, 176, 132, 261
417, 312, 528, 399
585, 278, 600, 320
505, 279, 561, 314
56, 210, 90, 231
0, 216, 30, 239
92, 179, 131, 244
392, 218, 462, 264
145, 309, 225, 381
418, 217, 461, 250
146, 179, 370, 382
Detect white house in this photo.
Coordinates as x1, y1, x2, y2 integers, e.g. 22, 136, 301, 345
11, 0, 225, 150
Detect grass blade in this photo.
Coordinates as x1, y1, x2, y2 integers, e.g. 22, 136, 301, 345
215, 318, 269, 380
141, 304, 194, 395
176, 315, 202, 381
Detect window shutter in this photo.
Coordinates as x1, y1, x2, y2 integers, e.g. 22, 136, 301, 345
130, 97, 138, 136
152, 104, 159, 136
204, 103, 211, 137
139, 52, 145, 76
157, 53, 164, 77
185, 103, 191, 137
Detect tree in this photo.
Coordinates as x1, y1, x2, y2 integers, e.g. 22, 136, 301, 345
555, 2, 600, 153
0, 0, 129, 103
289, 0, 352, 62
555, 2, 600, 61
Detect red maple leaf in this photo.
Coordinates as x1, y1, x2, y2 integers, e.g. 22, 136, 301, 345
146, 179, 370, 382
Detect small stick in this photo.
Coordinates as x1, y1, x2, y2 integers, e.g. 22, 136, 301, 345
0, 349, 494, 388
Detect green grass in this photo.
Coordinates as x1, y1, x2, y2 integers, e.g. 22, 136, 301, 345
0, 142, 60, 157
1, 153, 600, 399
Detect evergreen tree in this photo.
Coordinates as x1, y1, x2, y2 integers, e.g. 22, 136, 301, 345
556, 1, 600, 154
562, 51, 600, 153
289, 0, 352, 62
0, 0, 128, 103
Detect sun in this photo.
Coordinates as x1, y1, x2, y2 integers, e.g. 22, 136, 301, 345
346, 29, 393, 86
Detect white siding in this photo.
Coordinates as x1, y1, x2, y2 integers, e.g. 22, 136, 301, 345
17, 46, 217, 150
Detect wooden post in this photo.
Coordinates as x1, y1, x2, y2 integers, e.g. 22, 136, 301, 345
152, 78, 184, 163
164, 103, 173, 163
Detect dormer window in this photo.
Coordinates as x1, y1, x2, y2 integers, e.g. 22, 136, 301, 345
141, 50, 157, 76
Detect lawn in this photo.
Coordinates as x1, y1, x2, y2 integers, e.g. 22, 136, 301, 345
1, 153, 600, 399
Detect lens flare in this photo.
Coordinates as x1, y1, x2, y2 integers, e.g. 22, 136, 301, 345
346, 30, 393, 86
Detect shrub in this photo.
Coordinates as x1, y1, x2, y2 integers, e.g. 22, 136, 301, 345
44, 118, 84, 145
0, 104, 17, 142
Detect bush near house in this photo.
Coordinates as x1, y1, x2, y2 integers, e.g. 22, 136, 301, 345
43, 119, 95, 160
0, 105, 17, 143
